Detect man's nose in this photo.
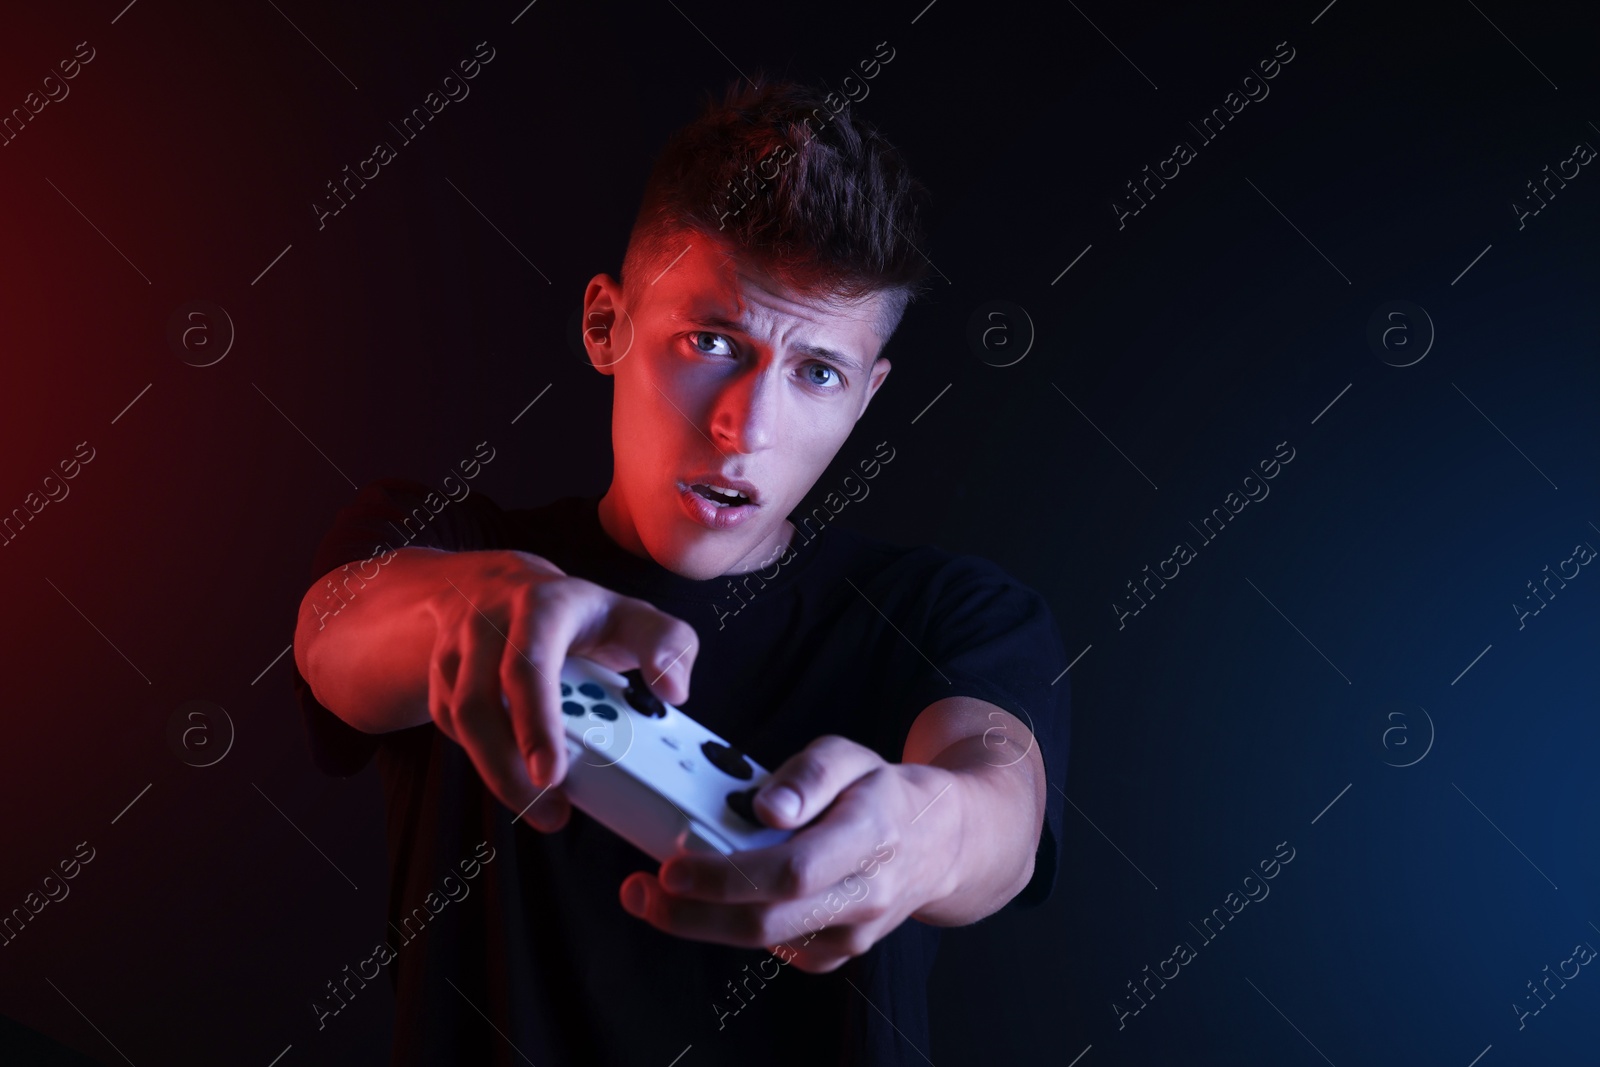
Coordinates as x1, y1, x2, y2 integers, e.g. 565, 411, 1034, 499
711, 365, 777, 455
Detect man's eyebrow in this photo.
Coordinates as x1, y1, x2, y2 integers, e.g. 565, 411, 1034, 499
684, 314, 867, 373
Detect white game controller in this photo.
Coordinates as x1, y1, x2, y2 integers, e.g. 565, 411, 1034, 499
535, 656, 792, 863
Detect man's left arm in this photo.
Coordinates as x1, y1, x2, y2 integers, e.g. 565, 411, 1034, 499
901, 694, 1047, 925
619, 696, 1047, 972
619, 553, 1065, 970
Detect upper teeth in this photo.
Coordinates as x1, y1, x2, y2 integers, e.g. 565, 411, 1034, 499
705, 484, 745, 500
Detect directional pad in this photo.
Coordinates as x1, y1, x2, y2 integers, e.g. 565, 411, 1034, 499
701, 741, 753, 780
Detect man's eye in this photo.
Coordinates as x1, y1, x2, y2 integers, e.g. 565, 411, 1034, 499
804, 364, 842, 389
689, 331, 734, 356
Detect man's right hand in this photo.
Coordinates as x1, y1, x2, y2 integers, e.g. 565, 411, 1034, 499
421, 549, 700, 832
295, 545, 699, 835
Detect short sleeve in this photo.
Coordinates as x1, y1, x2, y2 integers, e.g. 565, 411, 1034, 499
291, 477, 513, 776
897, 554, 1071, 909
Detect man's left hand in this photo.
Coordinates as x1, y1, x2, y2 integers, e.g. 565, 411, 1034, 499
617, 734, 962, 973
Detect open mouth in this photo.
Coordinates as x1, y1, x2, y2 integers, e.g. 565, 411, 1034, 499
689, 483, 752, 508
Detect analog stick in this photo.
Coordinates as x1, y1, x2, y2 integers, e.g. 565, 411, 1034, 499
725, 787, 761, 827
621, 669, 667, 719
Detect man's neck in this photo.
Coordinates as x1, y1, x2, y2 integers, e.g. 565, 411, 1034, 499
596, 488, 649, 560
597, 488, 797, 577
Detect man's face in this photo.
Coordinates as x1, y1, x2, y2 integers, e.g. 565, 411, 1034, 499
581, 231, 894, 580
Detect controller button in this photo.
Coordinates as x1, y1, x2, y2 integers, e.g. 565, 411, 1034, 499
577, 682, 606, 700
660, 736, 680, 750
725, 787, 761, 827
621, 669, 668, 718
701, 741, 754, 780
590, 703, 619, 721
561, 701, 585, 717
560, 682, 572, 697
679, 758, 695, 773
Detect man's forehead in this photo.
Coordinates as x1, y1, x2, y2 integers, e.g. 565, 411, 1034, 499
658, 240, 884, 330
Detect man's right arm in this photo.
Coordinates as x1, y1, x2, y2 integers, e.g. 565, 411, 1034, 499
291, 545, 702, 828
294, 546, 455, 736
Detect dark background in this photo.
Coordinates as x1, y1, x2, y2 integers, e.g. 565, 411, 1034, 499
1, 0, 1596, 1063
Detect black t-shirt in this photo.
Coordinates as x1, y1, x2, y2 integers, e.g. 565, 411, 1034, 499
291, 478, 1071, 1066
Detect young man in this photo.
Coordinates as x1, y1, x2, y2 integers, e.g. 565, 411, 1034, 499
292, 79, 1070, 1065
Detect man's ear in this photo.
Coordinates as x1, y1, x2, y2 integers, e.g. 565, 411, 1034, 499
581, 273, 633, 374
857, 356, 891, 419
